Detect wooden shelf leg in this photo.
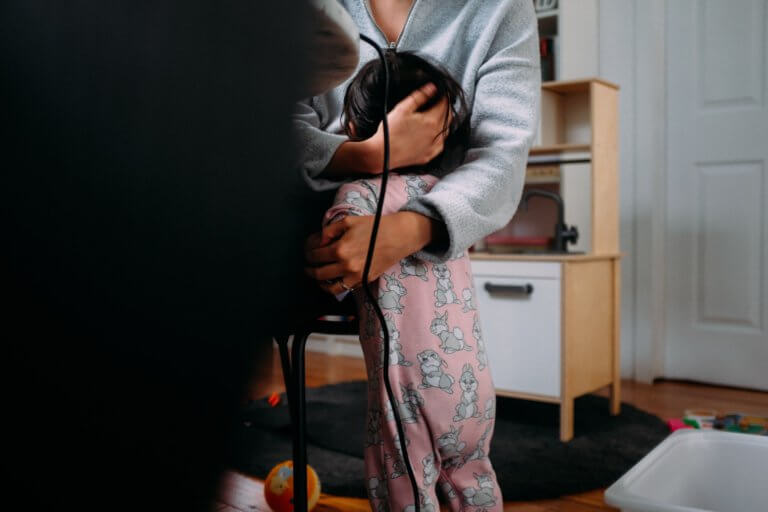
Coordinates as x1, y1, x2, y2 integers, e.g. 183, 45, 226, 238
610, 258, 622, 416
610, 380, 621, 416
560, 397, 574, 442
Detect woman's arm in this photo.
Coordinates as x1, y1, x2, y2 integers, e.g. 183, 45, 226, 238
293, 98, 350, 190
400, 0, 542, 262
295, 83, 450, 181
299, 82, 454, 292
304, 211, 443, 295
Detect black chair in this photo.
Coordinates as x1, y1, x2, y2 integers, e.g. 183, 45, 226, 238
273, 296, 359, 512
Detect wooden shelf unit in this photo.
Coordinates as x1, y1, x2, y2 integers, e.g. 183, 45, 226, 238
470, 78, 621, 442
529, 143, 591, 155
529, 78, 620, 255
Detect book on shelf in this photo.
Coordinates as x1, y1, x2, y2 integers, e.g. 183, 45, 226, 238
532, 0, 558, 13
525, 165, 561, 184
539, 36, 556, 82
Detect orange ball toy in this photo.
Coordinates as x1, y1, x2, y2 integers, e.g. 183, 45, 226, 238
264, 460, 321, 512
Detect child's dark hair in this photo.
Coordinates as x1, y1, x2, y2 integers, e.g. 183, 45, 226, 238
341, 51, 470, 170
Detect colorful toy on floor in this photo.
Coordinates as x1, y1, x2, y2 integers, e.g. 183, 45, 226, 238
268, 392, 281, 407
669, 409, 768, 436
264, 460, 321, 512
667, 418, 694, 432
682, 418, 700, 429
739, 415, 766, 430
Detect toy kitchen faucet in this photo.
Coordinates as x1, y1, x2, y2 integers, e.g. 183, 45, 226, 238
521, 189, 579, 253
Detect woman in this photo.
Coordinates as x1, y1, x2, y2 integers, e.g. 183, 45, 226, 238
297, 1, 541, 509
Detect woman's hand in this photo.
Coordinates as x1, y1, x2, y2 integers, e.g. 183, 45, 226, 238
323, 83, 450, 177
366, 82, 450, 171
305, 211, 439, 295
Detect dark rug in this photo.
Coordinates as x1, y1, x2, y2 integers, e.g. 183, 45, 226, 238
231, 381, 668, 500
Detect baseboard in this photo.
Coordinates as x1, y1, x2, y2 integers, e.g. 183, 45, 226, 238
305, 334, 364, 358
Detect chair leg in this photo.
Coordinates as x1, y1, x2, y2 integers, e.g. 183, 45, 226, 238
275, 335, 297, 427
291, 329, 310, 512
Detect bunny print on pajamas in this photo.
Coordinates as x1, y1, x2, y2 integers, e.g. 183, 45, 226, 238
323, 174, 502, 511
430, 311, 472, 354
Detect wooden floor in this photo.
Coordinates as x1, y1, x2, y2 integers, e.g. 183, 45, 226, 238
219, 348, 768, 512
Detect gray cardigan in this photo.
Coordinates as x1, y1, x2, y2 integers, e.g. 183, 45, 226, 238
294, 0, 541, 262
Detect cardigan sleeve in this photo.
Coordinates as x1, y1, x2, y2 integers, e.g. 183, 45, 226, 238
292, 97, 349, 191
400, 0, 541, 262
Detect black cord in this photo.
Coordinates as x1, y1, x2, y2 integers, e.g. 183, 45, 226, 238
358, 34, 421, 512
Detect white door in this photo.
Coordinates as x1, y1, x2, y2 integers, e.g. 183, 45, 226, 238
665, 0, 768, 390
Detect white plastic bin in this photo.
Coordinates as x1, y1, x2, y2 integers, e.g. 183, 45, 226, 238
605, 429, 768, 512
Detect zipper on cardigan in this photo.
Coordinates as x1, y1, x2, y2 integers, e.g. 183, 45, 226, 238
363, 0, 420, 50
394, 0, 419, 49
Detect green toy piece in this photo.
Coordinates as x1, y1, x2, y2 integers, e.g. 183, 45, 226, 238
683, 418, 700, 429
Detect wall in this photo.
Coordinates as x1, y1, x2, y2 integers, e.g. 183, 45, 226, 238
597, 0, 668, 382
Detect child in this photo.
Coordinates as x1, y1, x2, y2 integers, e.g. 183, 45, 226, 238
323, 52, 501, 512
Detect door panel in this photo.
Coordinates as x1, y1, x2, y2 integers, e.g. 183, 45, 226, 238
695, 162, 763, 330
665, 0, 768, 389
696, 1, 765, 109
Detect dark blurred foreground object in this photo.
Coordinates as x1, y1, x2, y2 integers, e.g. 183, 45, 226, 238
303, 0, 359, 97
0, 1, 318, 509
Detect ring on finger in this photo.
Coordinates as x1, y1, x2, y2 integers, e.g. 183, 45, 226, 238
340, 280, 355, 293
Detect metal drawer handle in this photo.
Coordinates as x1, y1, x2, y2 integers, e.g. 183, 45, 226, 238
484, 282, 534, 296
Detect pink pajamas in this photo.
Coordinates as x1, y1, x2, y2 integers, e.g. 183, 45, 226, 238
323, 175, 502, 511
